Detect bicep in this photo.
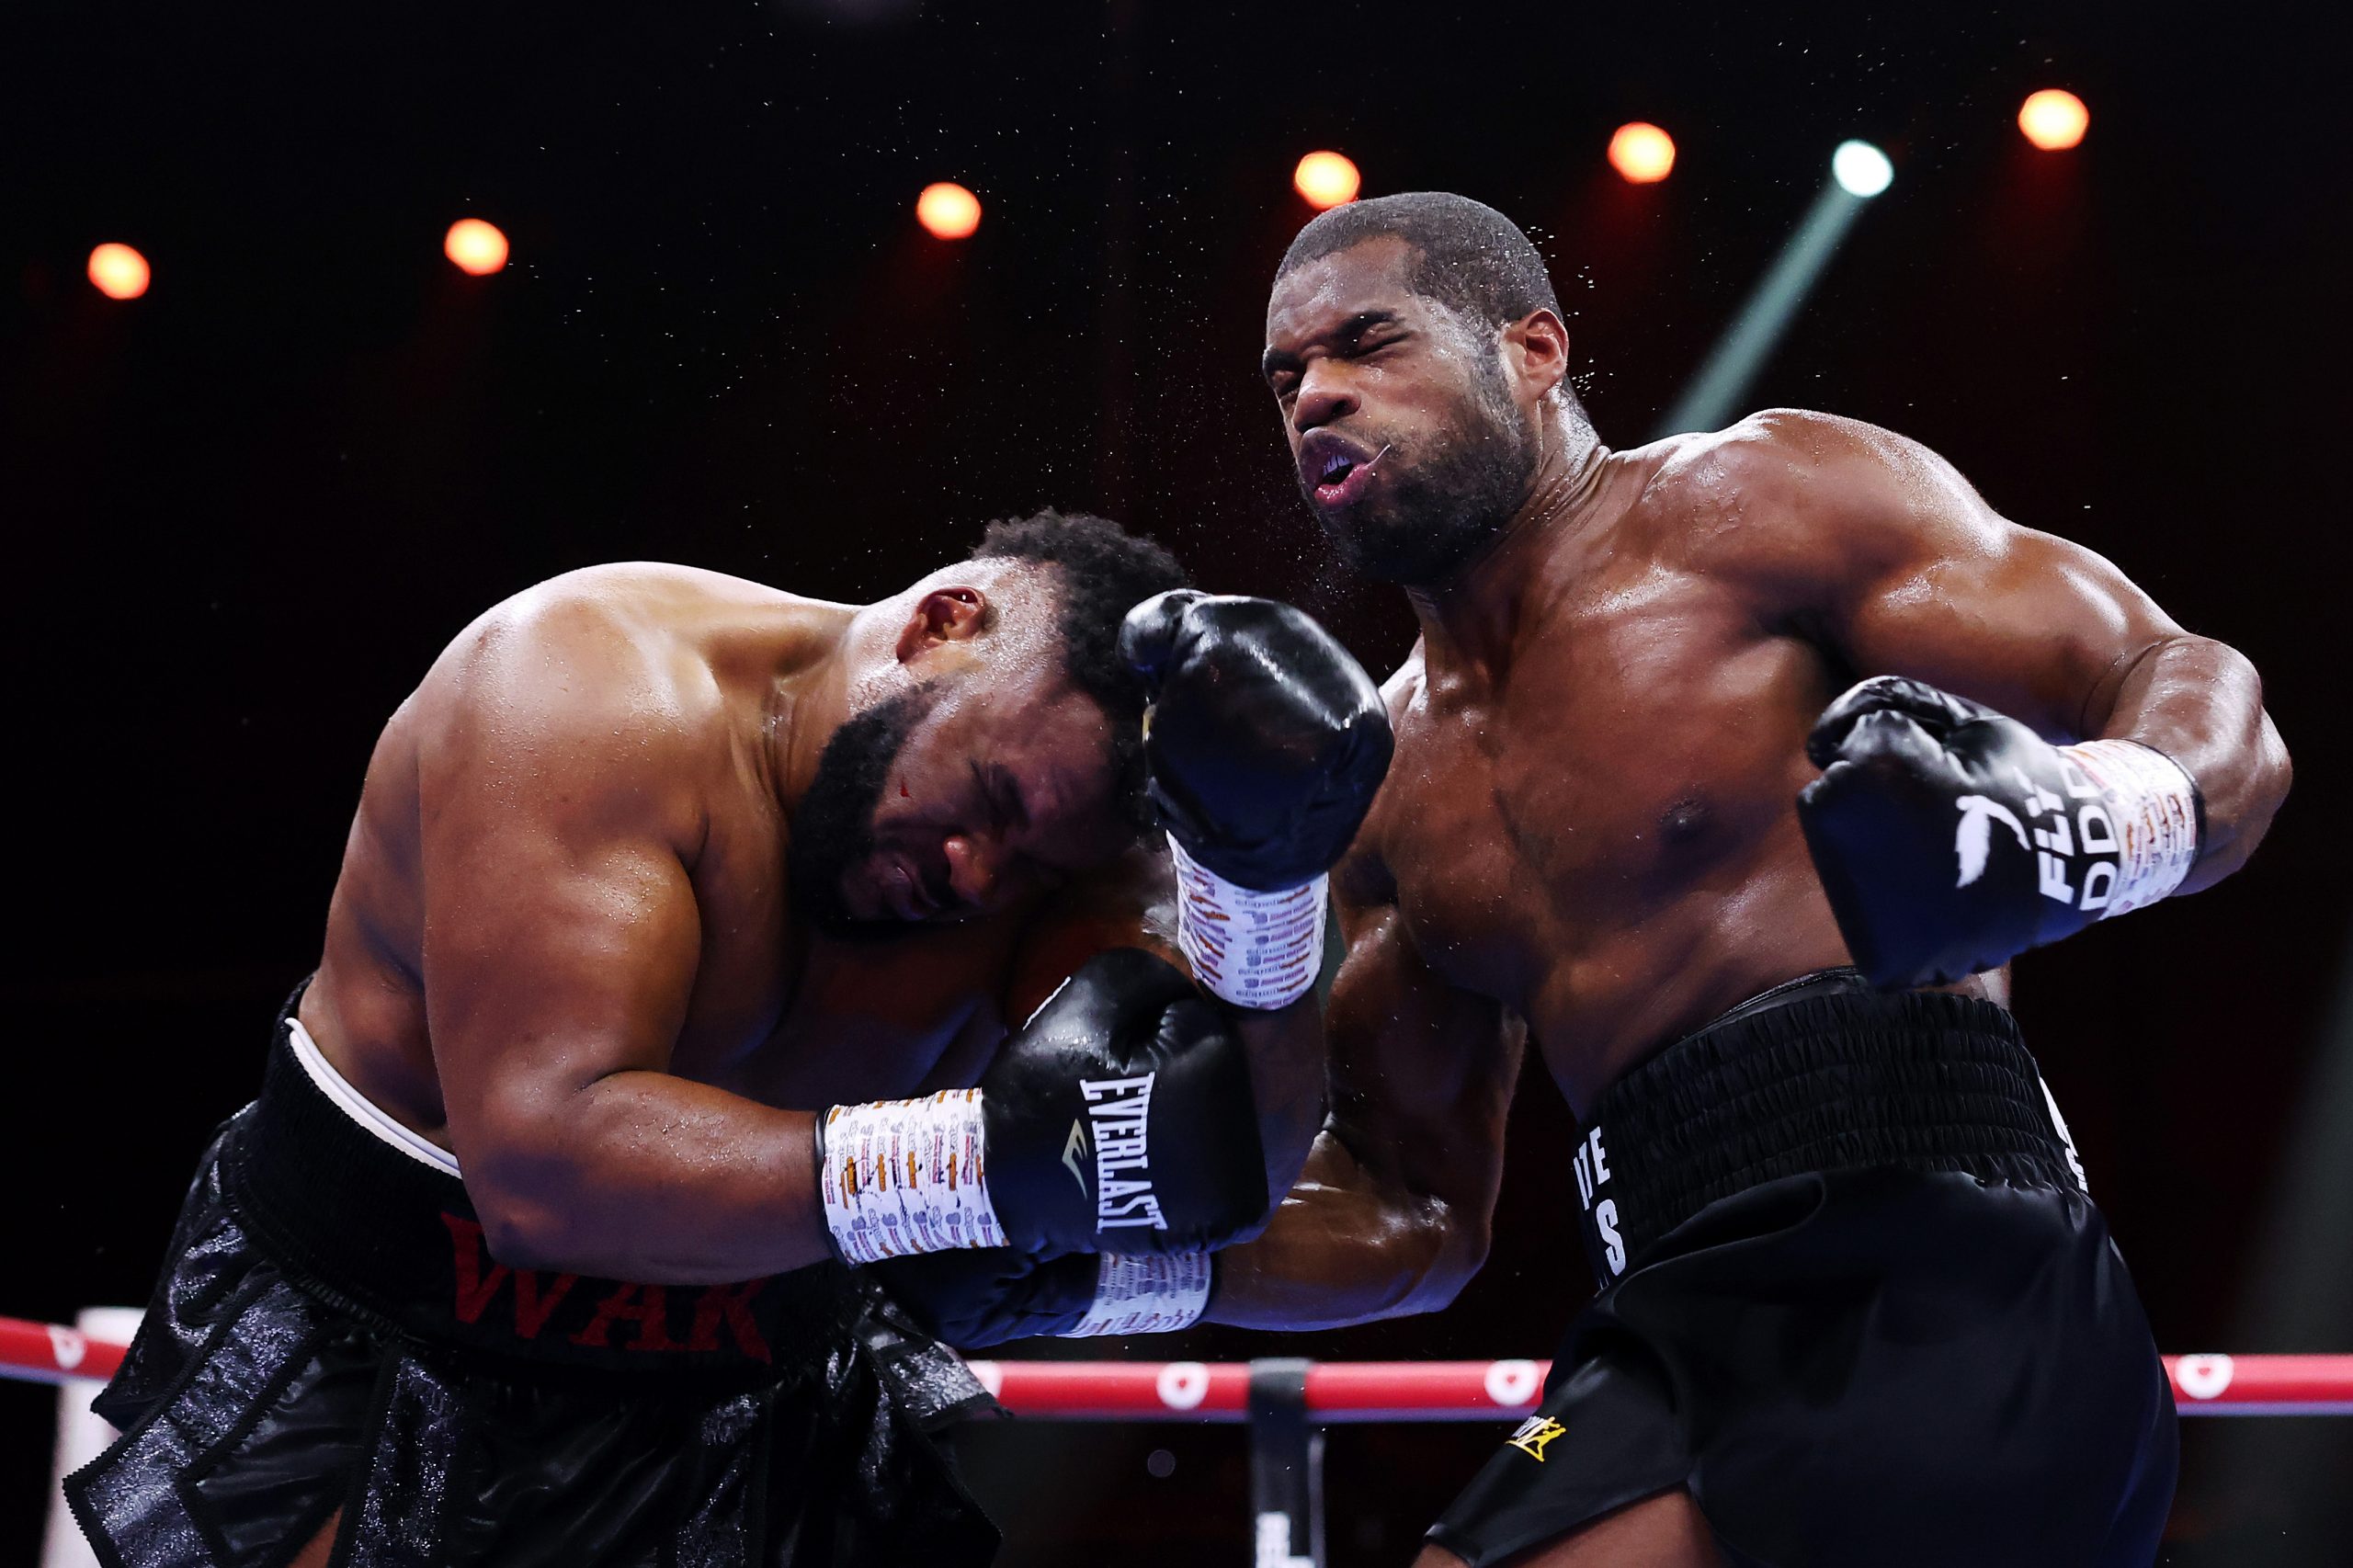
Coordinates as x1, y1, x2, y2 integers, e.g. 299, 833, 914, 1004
1786, 424, 2185, 740
416, 712, 706, 1176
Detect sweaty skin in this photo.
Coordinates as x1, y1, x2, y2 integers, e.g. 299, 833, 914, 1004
296, 562, 1324, 1287
1213, 236, 2289, 1339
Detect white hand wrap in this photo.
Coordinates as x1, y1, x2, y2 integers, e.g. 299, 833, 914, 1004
1169, 836, 1327, 1010
2056, 739, 2201, 915
1058, 1252, 1213, 1337
818, 1091, 1006, 1265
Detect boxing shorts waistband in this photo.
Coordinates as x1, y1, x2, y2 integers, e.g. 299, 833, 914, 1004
221, 983, 861, 1385
1570, 968, 2083, 1288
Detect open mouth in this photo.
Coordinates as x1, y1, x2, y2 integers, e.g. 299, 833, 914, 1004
1302, 435, 1386, 507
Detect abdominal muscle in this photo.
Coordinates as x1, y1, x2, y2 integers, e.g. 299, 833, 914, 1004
1449, 821, 2001, 1118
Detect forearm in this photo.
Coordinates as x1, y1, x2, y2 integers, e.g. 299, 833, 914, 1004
1205, 1131, 1482, 1331
1232, 999, 1330, 1216
2093, 634, 2290, 890
469, 1071, 829, 1284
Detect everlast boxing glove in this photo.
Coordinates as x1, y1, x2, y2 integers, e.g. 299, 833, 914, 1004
872, 1246, 1215, 1347
1120, 591, 1392, 1009
814, 948, 1266, 1264
1798, 675, 2203, 989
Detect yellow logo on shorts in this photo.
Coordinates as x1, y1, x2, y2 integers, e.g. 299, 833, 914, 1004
1506, 1415, 1566, 1461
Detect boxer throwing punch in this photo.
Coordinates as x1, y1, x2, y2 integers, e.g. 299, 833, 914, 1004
928, 196, 2290, 1566
65, 511, 1388, 1568
1234, 193, 2289, 1568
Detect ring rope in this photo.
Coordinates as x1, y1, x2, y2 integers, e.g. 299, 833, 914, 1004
4, 1315, 2347, 1416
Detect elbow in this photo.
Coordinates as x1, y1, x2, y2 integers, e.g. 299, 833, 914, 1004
1385, 1202, 1492, 1319
2234, 644, 2293, 821
2199, 703, 2293, 886
2260, 712, 2292, 817
460, 1129, 596, 1274
472, 1197, 576, 1274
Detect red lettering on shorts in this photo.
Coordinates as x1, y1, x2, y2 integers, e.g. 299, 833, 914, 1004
510, 1269, 581, 1339
441, 1212, 579, 1338
685, 1279, 772, 1364
443, 1213, 511, 1324
571, 1283, 677, 1352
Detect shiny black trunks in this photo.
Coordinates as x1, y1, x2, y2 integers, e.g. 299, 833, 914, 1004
64, 991, 1001, 1568
1429, 971, 2178, 1567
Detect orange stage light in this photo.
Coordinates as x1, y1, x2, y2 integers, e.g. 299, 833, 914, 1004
916, 182, 983, 240
1293, 152, 1361, 211
87, 243, 151, 301
444, 219, 510, 276
1607, 122, 1677, 185
2018, 89, 2089, 152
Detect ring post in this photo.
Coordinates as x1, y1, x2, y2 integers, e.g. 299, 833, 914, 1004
41, 1306, 142, 1568
1248, 1358, 1324, 1568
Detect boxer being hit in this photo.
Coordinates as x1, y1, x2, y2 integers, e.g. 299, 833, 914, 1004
64, 510, 1392, 1568
909, 197, 2292, 1566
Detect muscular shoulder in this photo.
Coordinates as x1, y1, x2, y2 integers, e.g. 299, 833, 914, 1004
426, 566, 737, 737
1636, 408, 2010, 602
406, 565, 750, 840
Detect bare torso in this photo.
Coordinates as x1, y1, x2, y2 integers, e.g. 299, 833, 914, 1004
1355, 437, 1995, 1112
301, 564, 1042, 1149
1231, 262, 2279, 1354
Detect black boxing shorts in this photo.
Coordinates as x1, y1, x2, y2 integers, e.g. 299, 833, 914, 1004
64, 986, 1001, 1568
1427, 969, 2177, 1568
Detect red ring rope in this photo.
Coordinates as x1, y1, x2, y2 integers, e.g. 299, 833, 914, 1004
5, 1315, 2347, 1416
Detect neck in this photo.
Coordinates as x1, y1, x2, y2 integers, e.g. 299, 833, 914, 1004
764, 603, 873, 814
1405, 403, 1609, 678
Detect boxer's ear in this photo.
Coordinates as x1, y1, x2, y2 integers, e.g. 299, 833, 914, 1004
897, 586, 990, 661
1502, 308, 1569, 403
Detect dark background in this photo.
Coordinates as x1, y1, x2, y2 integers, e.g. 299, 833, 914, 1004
5, 1, 2349, 1562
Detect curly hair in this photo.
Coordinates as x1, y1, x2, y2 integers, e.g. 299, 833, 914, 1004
970, 509, 1189, 827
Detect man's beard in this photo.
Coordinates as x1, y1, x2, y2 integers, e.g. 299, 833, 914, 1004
1307, 365, 1538, 585
786, 684, 938, 942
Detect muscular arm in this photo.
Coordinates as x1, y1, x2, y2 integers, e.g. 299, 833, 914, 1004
1725, 410, 2290, 888
419, 602, 831, 1284
1208, 866, 1524, 1330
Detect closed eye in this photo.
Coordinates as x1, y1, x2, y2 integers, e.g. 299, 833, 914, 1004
972, 761, 1029, 833
995, 767, 1031, 830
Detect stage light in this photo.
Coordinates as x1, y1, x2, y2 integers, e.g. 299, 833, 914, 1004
1608, 122, 1676, 185
444, 219, 509, 276
1293, 151, 1361, 210
1831, 141, 1893, 198
86, 244, 150, 301
1657, 141, 1900, 437
2018, 89, 2089, 151
915, 182, 983, 240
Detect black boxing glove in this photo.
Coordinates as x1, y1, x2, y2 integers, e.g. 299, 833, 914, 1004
1797, 676, 2203, 988
1120, 590, 1392, 1008
871, 1246, 1216, 1349
815, 948, 1267, 1263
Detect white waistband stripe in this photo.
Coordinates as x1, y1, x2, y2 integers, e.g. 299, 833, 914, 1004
285, 1017, 462, 1177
